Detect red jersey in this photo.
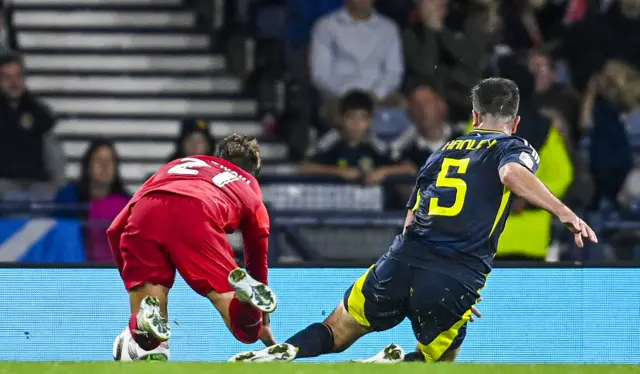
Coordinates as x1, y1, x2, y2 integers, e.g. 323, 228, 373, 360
122, 155, 270, 283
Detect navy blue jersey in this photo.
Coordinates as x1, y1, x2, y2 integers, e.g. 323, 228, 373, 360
401, 129, 540, 286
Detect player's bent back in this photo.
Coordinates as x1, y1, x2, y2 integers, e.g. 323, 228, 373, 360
401, 130, 540, 288
108, 134, 277, 360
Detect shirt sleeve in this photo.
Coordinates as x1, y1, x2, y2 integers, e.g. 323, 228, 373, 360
406, 184, 420, 210
240, 202, 270, 285
405, 164, 426, 209
498, 139, 540, 174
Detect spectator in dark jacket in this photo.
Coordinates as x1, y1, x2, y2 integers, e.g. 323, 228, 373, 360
301, 90, 413, 184
403, 0, 491, 120
560, 0, 640, 91
0, 53, 65, 201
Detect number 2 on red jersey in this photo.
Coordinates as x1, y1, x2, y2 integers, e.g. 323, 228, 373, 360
168, 157, 242, 188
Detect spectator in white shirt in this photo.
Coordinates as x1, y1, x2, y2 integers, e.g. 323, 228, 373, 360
310, 0, 403, 112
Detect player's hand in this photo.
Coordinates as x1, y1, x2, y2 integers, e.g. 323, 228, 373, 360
510, 198, 527, 215
364, 169, 387, 185
259, 313, 277, 347
340, 168, 361, 181
470, 297, 482, 322
558, 210, 598, 248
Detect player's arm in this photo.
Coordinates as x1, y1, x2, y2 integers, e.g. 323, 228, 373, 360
240, 203, 270, 285
402, 180, 421, 234
499, 162, 597, 247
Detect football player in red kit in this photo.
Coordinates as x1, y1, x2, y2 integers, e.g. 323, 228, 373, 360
108, 134, 276, 361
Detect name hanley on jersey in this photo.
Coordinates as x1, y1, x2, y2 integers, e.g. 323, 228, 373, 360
441, 139, 498, 152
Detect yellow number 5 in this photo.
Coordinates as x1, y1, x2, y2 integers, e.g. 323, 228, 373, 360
428, 158, 470, 217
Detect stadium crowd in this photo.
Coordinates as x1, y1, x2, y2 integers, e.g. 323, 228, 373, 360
0, 0, 639, 262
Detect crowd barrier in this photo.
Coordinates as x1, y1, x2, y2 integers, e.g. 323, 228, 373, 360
0, 266, 638, 363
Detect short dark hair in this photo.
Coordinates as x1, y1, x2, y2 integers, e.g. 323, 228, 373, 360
214, 134, 262, 175
471, 77, 520, 122
0, 52, 23, 69
339, 90, 374, 116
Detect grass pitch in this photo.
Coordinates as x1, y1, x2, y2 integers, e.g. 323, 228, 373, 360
0, 363, 638, 374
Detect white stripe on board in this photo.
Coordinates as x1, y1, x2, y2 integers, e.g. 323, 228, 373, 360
28, 76, 241, 94
24, 54, 225, 72
18, 32, 208, 50
62, 140, 287, 160
43, 97, 256, 116
54, 119, 263, 138
12, 0, 182, 6
0, 219, 57, 262
14, 11, 194, 28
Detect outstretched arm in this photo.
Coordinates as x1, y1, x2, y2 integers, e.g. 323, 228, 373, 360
499, 162, 597, 247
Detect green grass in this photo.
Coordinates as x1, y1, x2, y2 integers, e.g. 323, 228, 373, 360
0, 363, 638, 374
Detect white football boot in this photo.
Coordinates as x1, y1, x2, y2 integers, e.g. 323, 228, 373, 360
228, 343, 296, 362
113, 328, 170, 361
356, 344, 405, 363
134, 296, 171, 342
228, 268, 277, 313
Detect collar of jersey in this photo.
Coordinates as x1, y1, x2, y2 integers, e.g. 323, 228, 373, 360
470, 129, 505, 134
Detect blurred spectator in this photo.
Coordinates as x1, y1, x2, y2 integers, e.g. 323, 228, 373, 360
310, 0, 403, 111
403, 0, 491, 121
499, 0, 567, 53
526, 49, 594, 212
391, 86, 460, 169
0, 6, 8, 53
528, 49, 582, 146
300, 90, 413, 184
0, 53, 66, 201
581, 60, 637, 209
54, 139, 129, 262
167, 119, 216, 161
561, 0, 640, 91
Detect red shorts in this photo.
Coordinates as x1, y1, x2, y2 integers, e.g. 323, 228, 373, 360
108, 191, 238, 296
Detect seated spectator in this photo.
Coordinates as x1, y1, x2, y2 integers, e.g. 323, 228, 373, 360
0, 53, 65, 201
403, 0, 491, 121
300, 90, 413, 184
310, 0, 403, 114
54, 139, 129, 262
168, 119, 216, 161
391, 86, 460, 169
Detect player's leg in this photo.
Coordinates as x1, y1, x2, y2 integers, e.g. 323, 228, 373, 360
206, 278, 274, 345
230, 257, 411, 362
407, 270, 476, 363
164, 195, 275, 344
111, 194, 177, 352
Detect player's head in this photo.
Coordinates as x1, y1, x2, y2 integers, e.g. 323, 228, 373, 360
339, 90, 374, 142
215, 134, 262, 175
471, 77, 521, 135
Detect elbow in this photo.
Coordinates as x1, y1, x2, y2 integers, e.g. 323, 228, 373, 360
499, 163, 519, 187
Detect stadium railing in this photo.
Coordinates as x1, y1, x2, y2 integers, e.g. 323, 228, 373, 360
1, 173, 640, 263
